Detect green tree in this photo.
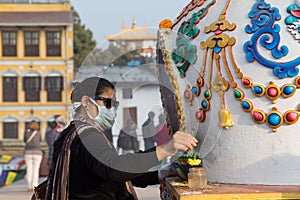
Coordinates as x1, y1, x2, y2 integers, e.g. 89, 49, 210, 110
72, 7, 96, 72
72, 9, 154, 68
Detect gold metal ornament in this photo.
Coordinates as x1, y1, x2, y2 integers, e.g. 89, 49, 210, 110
218, 105, 234, 128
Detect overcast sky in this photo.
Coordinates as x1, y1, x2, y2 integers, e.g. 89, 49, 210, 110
71, 0, 190, 44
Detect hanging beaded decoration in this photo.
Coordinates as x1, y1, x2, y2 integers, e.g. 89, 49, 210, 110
193, 0, 235, 128
188, 0, 300, 132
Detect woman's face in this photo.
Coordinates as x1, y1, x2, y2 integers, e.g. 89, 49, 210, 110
83, 88, 115, 118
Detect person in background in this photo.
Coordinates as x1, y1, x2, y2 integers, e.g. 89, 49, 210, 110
153, 113, 171, 166
54, 114, 66, 133
142, 111, 156, 150
45, 77, 198, 200
23, 120, 43, 192
117, 119, 139, 154
45, 121, 59, 166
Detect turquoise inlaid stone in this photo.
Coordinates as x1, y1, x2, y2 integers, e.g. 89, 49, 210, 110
234, 89, 242, 99
252, 85, 263, 95
204, 90, 210, 98
241, 100, 251, 110
201, 100, 208, 109
282, 85, 295, 96
192, 86, 198, 94
268, 113, 281, 126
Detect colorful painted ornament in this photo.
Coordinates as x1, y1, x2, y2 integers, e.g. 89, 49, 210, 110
172, 0, 216, 27
195, 108, 206, 122
171, 0, 300, 132
184, 84, 193, 105
243, 0, 300, 79
171, 35, 197, 78
191, 0, 300, 131
172, 0, 216, 78
287, 20, 300, 42
285, 3, 300, 25
239, 76, 300, 103
251, 110, 266, 124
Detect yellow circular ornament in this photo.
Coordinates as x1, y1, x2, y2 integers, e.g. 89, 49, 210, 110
159, 19, 173, 29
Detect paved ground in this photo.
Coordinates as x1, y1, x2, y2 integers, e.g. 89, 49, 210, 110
0, 178, 161, 200
0, 178, 42, 200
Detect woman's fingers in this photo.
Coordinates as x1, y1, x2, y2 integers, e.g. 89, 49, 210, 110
156, 131, 198, 161
172, 131, 198, 152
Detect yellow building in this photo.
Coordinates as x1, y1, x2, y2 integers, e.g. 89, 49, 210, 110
0, 0, 73, 149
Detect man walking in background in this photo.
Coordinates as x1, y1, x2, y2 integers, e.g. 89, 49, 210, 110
142, 111, 155, 150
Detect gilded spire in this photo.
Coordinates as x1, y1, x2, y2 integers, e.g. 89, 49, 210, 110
132, 18, 136, 29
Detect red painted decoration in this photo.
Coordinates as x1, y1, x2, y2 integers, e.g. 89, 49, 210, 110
196, 109, 206, 122
286, 112, 298, 122
184, 90, 191, 99
267, 87, 278, 97
297, 78, 300, 86
252, 112, 264, 122
291, 10, 300, 17
197, 77, 204, 87
242, 78, 251, 86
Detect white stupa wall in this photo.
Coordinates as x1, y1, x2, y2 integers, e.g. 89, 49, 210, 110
160, 0, 300, 184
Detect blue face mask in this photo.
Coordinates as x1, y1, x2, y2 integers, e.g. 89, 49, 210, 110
86, 97, 117, 131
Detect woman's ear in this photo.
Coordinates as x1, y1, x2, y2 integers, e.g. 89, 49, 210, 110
81, 96, 89, 108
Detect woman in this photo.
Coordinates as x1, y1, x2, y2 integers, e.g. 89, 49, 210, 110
24, 120, 43, 192
45, 120, 58, 166
117, 119, 139, 154
153, 113, 171, 167
46, 77, 197, 200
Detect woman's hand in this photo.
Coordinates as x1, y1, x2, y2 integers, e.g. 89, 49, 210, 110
156, 131, 198, 161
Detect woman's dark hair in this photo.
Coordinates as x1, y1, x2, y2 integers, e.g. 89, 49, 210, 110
71, 77, 114, 103
29, 120, 39, 131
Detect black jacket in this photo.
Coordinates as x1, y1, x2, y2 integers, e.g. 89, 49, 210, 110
52, 121, 160, 200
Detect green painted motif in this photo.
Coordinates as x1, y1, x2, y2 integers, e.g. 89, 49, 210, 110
171, 36, 197, 78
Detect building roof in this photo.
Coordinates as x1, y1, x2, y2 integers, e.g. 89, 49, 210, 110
74, 64, 159, 84
106, 19, 157, 41
0, 11, 72, 26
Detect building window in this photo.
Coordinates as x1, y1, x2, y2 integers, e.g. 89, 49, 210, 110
122, 88, 133, 99
2, 31, 16, 56
3, 122, 18, 139
3, 76, 18, 102
23, 76, 41, 102
46, 31, 61, 57
45, 76, 63, 101
24, 31, 39, 56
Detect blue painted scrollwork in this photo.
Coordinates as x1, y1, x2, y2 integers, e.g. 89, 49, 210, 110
243, 0, 300, 79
